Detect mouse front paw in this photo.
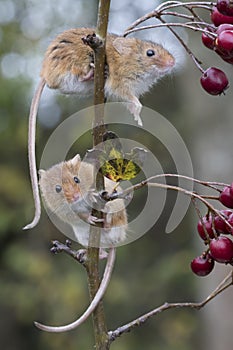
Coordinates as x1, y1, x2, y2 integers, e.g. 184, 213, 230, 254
127, 97, 143, 126
87, 214, 104, 225
79, 67, 95, 82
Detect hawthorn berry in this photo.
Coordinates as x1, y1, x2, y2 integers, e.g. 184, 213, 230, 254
190, 254, 215, 276
216, 30, 233, 55
219, 186, 233, 208
229, 182, 233, 196
209, 236, 233, 263
227, 213, 233, 233
211, 6, 233, 26
200, 67, 229, 95
222, 56, 233, 63
201, 28, 216, 50
217, 0, 233, 16
216, 23, 233, 34
214, 209, 232, 233
197, 216, 215, 240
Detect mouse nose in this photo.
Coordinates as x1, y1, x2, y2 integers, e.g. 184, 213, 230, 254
64, 185, 81, 203
167, 55, 175, 67
72, 191, 81, 202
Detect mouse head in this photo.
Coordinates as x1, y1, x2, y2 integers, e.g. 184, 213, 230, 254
39, 154, 94, 214
112, 36, 175, 75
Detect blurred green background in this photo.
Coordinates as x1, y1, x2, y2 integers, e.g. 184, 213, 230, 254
1, 0, 233, 349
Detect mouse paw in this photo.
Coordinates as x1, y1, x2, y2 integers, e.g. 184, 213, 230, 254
99, 248, 108, 260
134, 113, 143, 127
79, 67, 94, 82
127, 98, 143, 126
88, 215, 104, 225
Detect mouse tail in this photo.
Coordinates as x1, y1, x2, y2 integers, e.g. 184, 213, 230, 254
34, 247, 116, 333
23, 78, 46, 230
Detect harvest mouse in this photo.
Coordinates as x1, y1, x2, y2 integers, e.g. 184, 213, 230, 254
39, 154, 128, 247
40, 27, 175, 125
24, 27, 175, 230
34, 154, 127, 333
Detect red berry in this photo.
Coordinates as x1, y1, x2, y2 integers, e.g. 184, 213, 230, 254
217, 0, 233, 16
190, 254, 215, 276
216, 23, 233, 34
201, 28, 216, 50
229, 182, 233, 196
214, 209, 232, 233
210, 236, 233, 263
222, 55, 233, 63
227, 213, 233, 233
211, 6, 233, 26
200, 67, 229, 95
217, 30, 233, 54
197, 216, 215, 240
215, 47, 233, 60
219, 186, 233, 208
215, 46, 233, 63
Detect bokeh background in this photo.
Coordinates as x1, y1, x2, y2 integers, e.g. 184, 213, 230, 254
1, 0, 233, 349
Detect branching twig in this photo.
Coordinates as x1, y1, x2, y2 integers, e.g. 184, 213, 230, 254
101, 173, 232, 231
156, 1, 214, 12
124, 1, 217, 73
125, 2, 214, 33
103, 173, 228, 199
146, 173, 228, 191
108, 271, 233, 342
50, 239, 88, 266
125, 22, 215, 36
146, 182, 219, 213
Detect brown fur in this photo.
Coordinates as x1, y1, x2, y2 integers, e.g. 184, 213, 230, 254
39, 155, 127, 238
41, 28, 175, 122
24, 28, 175, 230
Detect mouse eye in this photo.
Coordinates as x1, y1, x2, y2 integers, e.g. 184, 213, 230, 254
146, 49, 155, 57
74, 176, 80, 184
55, 185, 62, 193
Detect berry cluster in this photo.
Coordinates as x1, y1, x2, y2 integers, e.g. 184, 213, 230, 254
191, 183, 233, 276
200, 1, 233, 95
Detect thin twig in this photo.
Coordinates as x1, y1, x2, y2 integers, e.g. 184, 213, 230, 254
113, 173, 228, 196
201, 195, 220, 200
191, 197, 213, 242
50, 240, 88, 266
108, 271, 233, 342
142, 173, 228, 191
124, 0, 217, 72
125, 20, 204, 70
125, 1, 214, 32
148, 182, 233, 231
146, 182, 217, 212
160, 11, 198, 20
157, 1, 214, 12
125, 21, 209, 35
102, 174, 231, 231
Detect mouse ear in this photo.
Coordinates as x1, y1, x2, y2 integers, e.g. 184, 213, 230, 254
112, 37, 132, 55
70, 154, 81, 166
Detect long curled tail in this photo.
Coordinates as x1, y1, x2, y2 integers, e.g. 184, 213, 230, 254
23, 78, 46, 230
34, 247, 116, 333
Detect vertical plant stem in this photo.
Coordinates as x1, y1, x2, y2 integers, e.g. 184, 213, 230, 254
86, 1, 111, 349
